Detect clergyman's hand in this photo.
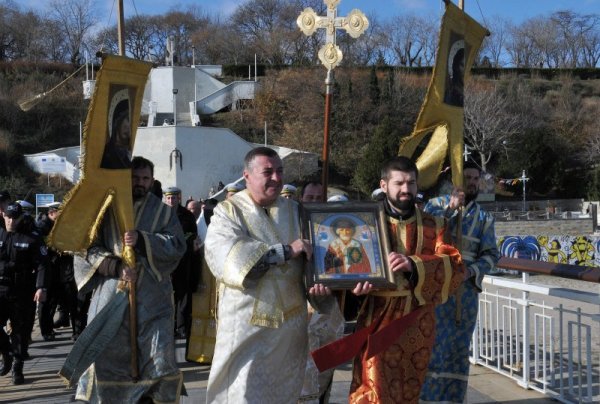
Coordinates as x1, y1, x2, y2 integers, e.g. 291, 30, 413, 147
352, 281, 373, 296
388, 252, 412, 273
289, 239, 313, 259
308, 283, 332, 296
120, 266, 138, 283
123, 230, 138, 247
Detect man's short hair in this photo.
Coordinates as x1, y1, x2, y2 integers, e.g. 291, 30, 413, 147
132, 156, 155, 176
464, 160, 481, 173
380, 156, 418, 180
244, 147, 280, 170
300, 180, 322, 198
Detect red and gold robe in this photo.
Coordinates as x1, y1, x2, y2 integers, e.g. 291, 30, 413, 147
349, 209, 465, 404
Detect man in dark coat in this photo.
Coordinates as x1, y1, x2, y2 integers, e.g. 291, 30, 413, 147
164, 187, 199, 338
0, 202, 48, 385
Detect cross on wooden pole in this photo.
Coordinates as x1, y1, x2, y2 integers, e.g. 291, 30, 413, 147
463, 144, 472, 162
521, 169, 530, 212
297, 0, 368, 201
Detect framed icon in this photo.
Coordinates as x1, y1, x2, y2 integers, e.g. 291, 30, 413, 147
301, 202, 395, 290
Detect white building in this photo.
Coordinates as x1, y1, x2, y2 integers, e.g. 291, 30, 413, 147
25, 64, 318, 200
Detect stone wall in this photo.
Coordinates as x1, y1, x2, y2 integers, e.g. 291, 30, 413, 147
495, 219, 594, 237
480, 198, 585, 213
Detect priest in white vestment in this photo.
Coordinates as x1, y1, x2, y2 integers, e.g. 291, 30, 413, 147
204, 147, 331, 403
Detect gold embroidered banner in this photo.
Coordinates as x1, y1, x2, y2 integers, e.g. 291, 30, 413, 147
399, 1, 488, 189
49, 55, 152, 265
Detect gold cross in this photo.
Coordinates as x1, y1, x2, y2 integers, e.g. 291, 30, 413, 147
297, 0, 369, 70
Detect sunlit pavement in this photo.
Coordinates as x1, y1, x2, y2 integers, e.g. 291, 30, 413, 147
0, 325, 554, 403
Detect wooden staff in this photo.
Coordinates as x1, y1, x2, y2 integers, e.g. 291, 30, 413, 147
122, 245, 139, 382
115, 0, 139, 382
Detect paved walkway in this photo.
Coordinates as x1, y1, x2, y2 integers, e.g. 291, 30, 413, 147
1, 325, 555, 403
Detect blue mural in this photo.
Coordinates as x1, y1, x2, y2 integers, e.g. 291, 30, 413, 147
498, 235, 600, 267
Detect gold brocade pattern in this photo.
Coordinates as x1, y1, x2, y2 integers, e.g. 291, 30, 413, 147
349, 212, 464, 404
221, 191, 304, 328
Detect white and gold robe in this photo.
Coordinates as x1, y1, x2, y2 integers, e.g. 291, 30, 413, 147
204, 190, 308, 403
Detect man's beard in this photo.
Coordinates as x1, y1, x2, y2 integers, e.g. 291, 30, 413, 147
465, 189, 479, 204
133, 185, 148, 200
388, 193, 415, 212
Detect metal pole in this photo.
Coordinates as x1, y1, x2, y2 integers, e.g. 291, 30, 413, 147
117, 0, 125, 56
522, 170, 526, 212
254, 54, 257, 82
172, 89, 178, 126
322, 69, 334, 202
79, 121, 83, 157
192, 45, 195, 66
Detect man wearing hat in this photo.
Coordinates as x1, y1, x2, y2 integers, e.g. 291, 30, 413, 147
280, 184, 297, 200
0, 202, 48, 385
225, 182, 244, 199
164, 186, 199, 338
327, 194, 349, 202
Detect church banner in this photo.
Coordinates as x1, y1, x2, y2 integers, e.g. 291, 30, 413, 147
49, 55, 152, 261
399, 1, 488, 189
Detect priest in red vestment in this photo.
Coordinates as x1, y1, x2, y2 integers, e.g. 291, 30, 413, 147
349, 156, 466, 404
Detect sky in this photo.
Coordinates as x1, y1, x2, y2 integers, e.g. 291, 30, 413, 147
109, 0, 600, 24
14, 0, 600, 27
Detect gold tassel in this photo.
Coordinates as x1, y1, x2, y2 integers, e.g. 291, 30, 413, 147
18, 65, 85, 112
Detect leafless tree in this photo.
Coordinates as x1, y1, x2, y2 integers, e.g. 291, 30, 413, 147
506, 21, 543, 67
123, 15, 159, 61
384, 14, 437, 67
464, 81, 524, 172
0, 1, 20, 61
581, 24, 600, 67
39, 19, 68, 62
229, 0, 304, 65
480, 16, 509, 67
49, 0, 98, 64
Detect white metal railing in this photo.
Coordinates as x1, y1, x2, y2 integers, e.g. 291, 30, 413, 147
471, 273, 600, 403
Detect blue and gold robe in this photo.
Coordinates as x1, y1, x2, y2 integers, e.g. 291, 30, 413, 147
61, 192, 186, 403
421, 196, 499, 403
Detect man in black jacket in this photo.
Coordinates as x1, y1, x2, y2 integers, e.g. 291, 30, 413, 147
37, 202, 81, 341
0, 202, 48, 385
164, 187, 199, 338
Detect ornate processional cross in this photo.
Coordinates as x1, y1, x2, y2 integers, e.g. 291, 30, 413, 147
297, 0, 368, 199
297, 0, 369, 70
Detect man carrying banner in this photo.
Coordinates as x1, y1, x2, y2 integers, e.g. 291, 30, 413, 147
64, 156, 186, 403
347, 157, 466, 404
420, 161, 499, 403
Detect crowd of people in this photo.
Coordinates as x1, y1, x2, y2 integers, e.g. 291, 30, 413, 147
0, 192, 89, 386
0, 149, 499, 404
